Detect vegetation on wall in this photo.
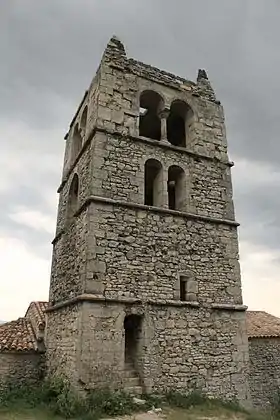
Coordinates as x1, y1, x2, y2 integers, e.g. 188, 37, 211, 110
1, 377, 280, 420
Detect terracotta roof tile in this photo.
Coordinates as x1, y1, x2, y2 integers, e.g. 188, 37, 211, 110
247, 311, 280, 338
0, 318, 38, 352
25, 301, 48, 332
0, 301, 48, 353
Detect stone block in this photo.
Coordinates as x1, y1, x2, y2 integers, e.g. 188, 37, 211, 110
98, 106, 112, 121
112, 110, 124, 124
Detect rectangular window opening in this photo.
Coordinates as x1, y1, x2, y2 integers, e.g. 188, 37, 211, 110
180, 277, 187, 301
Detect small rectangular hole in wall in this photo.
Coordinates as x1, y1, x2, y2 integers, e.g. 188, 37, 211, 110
180, 277, 187, 301
178, 274, 198, 302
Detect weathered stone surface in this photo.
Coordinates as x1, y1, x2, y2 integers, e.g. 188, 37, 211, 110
248, 338, 280, 409
0, 353, 44, 389
46, 36, 251, 408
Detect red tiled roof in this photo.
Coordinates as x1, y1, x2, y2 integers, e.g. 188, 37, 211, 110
25, 301, 48, 331
0, 318, 38, 352
247, 311, 280, 338
0, 301, 48, 353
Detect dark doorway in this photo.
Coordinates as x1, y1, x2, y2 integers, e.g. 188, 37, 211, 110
124, 314, 143, 366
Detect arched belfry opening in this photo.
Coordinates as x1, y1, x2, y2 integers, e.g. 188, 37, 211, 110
67, 174, 79, 221
144, 159, 163, 206
139, 90, 163, 141
80, 106, 88, 130
167, 100, 193, 147
167, 165, 186, 211
124, 314, 143, 367
72, 124, 83, 162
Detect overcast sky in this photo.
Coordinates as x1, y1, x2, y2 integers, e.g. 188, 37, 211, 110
1, 0, 280, 321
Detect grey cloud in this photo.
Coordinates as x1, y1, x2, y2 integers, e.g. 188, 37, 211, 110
235, 186, 280, 251
1, 0, 280, 267
0, 183, 55, 259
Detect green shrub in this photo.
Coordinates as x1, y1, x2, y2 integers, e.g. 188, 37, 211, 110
87, 387, 140, 417
165, 390, 207, 408
40, 377, 85, 418
164, 389, 246, 414
0, 377, 85, 418
0, 379, 251, 419
0, 381, 41, 408
141, 392, 163, 408
212, 397, 246, 413
0, 378, 149, 419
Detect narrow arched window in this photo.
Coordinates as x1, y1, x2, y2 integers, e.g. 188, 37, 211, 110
167, 100, 193, 148
168, 165, 186, 211
144, 159, 163, 206
67, 174, 79, 220
81, 106, 88, 130
139, 91, 163, 141
72, 124, 82, 162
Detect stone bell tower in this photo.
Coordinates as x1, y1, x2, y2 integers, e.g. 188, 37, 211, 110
46, 36, 251, 405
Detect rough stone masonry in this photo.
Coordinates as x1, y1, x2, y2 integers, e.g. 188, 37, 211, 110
45, 36, 251, 407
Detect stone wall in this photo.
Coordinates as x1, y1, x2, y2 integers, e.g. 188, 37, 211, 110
49, 210, 88, 304
94, 64, 228, 161
62, 70, 100, 179
86, 202, 242, 306
50, 198, 242, 306
56, 145, 92, 234
45, 304, 82, 388
46, 300, 250, 406
249, 337, 280, 408
0, 352, 44, 389
88, 131, 234, 220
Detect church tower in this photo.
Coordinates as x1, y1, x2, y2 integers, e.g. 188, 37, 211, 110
46, 36, 250, 404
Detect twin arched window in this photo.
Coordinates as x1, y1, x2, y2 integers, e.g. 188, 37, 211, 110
66, 162, 186, 226
139, 91, 193, 148
144, 159, 186, 211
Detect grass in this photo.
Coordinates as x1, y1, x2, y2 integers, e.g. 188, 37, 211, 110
165, 402, 280, 420
1, 381, 280, 420
0, 406, 278, 420
0, 406, 64, 420
0, 378, 153, 419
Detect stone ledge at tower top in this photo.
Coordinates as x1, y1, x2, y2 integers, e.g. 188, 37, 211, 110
103, 35, 215, 96
67, 35, 217, 133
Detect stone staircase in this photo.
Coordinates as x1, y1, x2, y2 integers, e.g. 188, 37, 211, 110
123, 357, 143, 396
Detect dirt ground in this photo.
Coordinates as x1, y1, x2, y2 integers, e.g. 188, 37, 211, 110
0, 406, 265, 420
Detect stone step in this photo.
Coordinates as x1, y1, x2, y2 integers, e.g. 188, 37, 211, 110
124, 362, 136, 372
124, 385, 143, 396
125, 358, 135, 366
123, 368, 139, 379
123, 369, 137, 377
125, 376, 141, 387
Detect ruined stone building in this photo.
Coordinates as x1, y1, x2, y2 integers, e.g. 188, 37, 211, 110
1, 36, 280, 409
45, 36, 250, 405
